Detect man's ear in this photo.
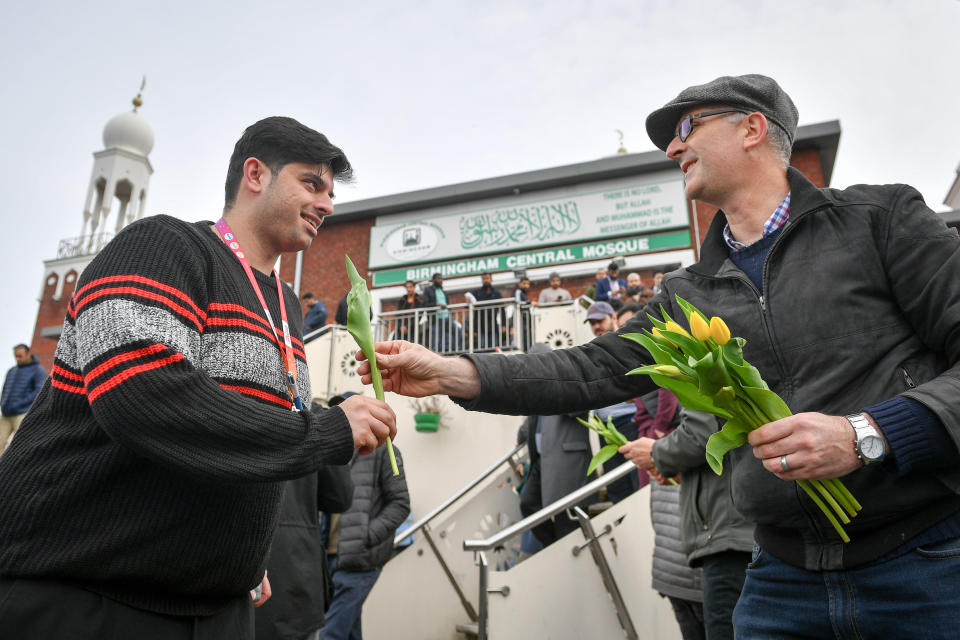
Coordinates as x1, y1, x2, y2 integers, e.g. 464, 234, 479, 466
242, 157, 272, 195
741, 113, 769, 152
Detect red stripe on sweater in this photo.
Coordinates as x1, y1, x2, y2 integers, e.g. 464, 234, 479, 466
220, 384, 292, 408
51, 378, 86, 395
85, 344, 169, 382
52, 364, 84, 382
87, 353, 186, 402
75, 274, 206, 321
205, 317, 281, 345
74, 287, 203, 332
207, 302, 273, 330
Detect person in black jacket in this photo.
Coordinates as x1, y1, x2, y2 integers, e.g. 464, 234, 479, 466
319, 442, 409, 639
255, 458, 354, 640
362, 74, 960, 638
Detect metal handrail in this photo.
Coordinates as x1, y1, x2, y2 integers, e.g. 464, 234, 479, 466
393, 443, 526, 547
303, 322, 339, 344
462, 460, 637, 551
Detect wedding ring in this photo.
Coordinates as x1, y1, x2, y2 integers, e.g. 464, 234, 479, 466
780, 454, 790, 472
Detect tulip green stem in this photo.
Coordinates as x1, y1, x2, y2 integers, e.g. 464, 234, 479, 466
826, 478, 862, 514
809, 479, 851, 525
798, 479, 850, 543
370, 364, 399, 477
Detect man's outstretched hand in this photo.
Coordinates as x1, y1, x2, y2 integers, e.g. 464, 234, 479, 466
356, 340, 481, 400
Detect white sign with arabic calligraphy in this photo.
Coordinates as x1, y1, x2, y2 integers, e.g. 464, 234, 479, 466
368, 171, 686, 269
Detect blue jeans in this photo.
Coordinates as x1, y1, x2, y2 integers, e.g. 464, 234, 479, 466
317, 556, 382, 640
733, 537, 960, 639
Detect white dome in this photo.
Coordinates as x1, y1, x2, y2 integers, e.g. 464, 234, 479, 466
102, 111, 154, 156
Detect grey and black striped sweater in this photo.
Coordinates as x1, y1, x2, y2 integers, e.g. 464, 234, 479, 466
0, 215, 354, 616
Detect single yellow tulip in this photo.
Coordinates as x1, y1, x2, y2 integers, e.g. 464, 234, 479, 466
710, 316, 731, 345
689, 313, 711, 342
664, 320, 691, 339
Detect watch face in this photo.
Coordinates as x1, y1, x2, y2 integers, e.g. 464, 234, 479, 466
860, 435, 885, 460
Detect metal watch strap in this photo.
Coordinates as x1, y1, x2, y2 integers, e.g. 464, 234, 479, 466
847, 413, 881, 464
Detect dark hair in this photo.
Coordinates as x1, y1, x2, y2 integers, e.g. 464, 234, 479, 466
608, 298, 624, 312
404, 280, 415, 286
432, 273, 442, 279
224, 116, 353, 210
301, 292, 315, 300
617, 303, 643, 319
607, 261, 620, 272
13, 343, 29, 352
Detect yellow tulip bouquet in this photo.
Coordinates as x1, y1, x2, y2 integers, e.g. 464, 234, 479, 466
621, 295, 862, 542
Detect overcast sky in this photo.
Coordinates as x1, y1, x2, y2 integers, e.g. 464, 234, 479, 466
1, 0, 958, 370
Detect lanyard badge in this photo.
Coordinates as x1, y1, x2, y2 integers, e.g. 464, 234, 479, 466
215, 218, 304, 411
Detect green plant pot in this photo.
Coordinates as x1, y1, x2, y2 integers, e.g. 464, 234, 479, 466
414, 412, 441, 432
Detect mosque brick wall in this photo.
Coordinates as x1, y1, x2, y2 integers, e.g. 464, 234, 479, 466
287, 217, 375, 323
29, 270, 79, 373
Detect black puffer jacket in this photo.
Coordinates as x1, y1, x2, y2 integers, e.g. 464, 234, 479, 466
460, 168, 960, 571
336, 446, 410, 572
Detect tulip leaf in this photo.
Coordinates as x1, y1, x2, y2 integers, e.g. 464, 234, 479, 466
587, 444, 621, 476
741, 386, 792, 422
345, 255, 399, 476
660, 329, 709, 361
705, 418, 752, 475
675, 295, 709, 327
720, 337, 747, 364
627, 333, 687, 370
629, 371, 734, 420
645, 313, 669, 331
658, 303, 679, 327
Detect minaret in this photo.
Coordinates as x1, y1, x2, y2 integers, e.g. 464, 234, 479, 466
29, 81, 155, 371
79, 77, 155, 253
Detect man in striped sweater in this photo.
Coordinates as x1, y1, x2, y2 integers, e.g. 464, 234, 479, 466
0, 117, 396, 639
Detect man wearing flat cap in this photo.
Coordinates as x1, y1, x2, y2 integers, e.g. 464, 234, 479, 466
359, 74, 960, 638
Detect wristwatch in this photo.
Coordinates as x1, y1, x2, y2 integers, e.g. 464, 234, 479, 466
847, 413, 886, 465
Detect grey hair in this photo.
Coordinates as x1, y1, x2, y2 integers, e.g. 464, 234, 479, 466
724, 112, 792, 167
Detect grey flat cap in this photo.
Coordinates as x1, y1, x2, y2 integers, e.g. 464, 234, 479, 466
645, 74, 798, 151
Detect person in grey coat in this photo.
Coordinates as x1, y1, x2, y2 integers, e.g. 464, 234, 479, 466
319, 444, 409, 640
633, 408, 754, 640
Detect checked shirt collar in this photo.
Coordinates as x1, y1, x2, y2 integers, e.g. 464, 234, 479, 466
723, 192, 791, 252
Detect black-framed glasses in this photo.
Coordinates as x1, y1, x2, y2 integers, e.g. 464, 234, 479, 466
675, 109, 748, 142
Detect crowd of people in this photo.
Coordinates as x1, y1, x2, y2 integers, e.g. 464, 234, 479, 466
2, 71, 959, 640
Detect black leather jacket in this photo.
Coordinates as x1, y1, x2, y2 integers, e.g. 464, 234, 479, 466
460, 168, 960, 570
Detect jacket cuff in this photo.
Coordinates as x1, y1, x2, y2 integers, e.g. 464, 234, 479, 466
863, 396, 959, 476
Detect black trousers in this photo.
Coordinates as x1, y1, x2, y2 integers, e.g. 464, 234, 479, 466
700, 551, 751, 640
0, 577, 253, 640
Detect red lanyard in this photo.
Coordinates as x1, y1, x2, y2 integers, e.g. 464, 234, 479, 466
214, 218, 303, 411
